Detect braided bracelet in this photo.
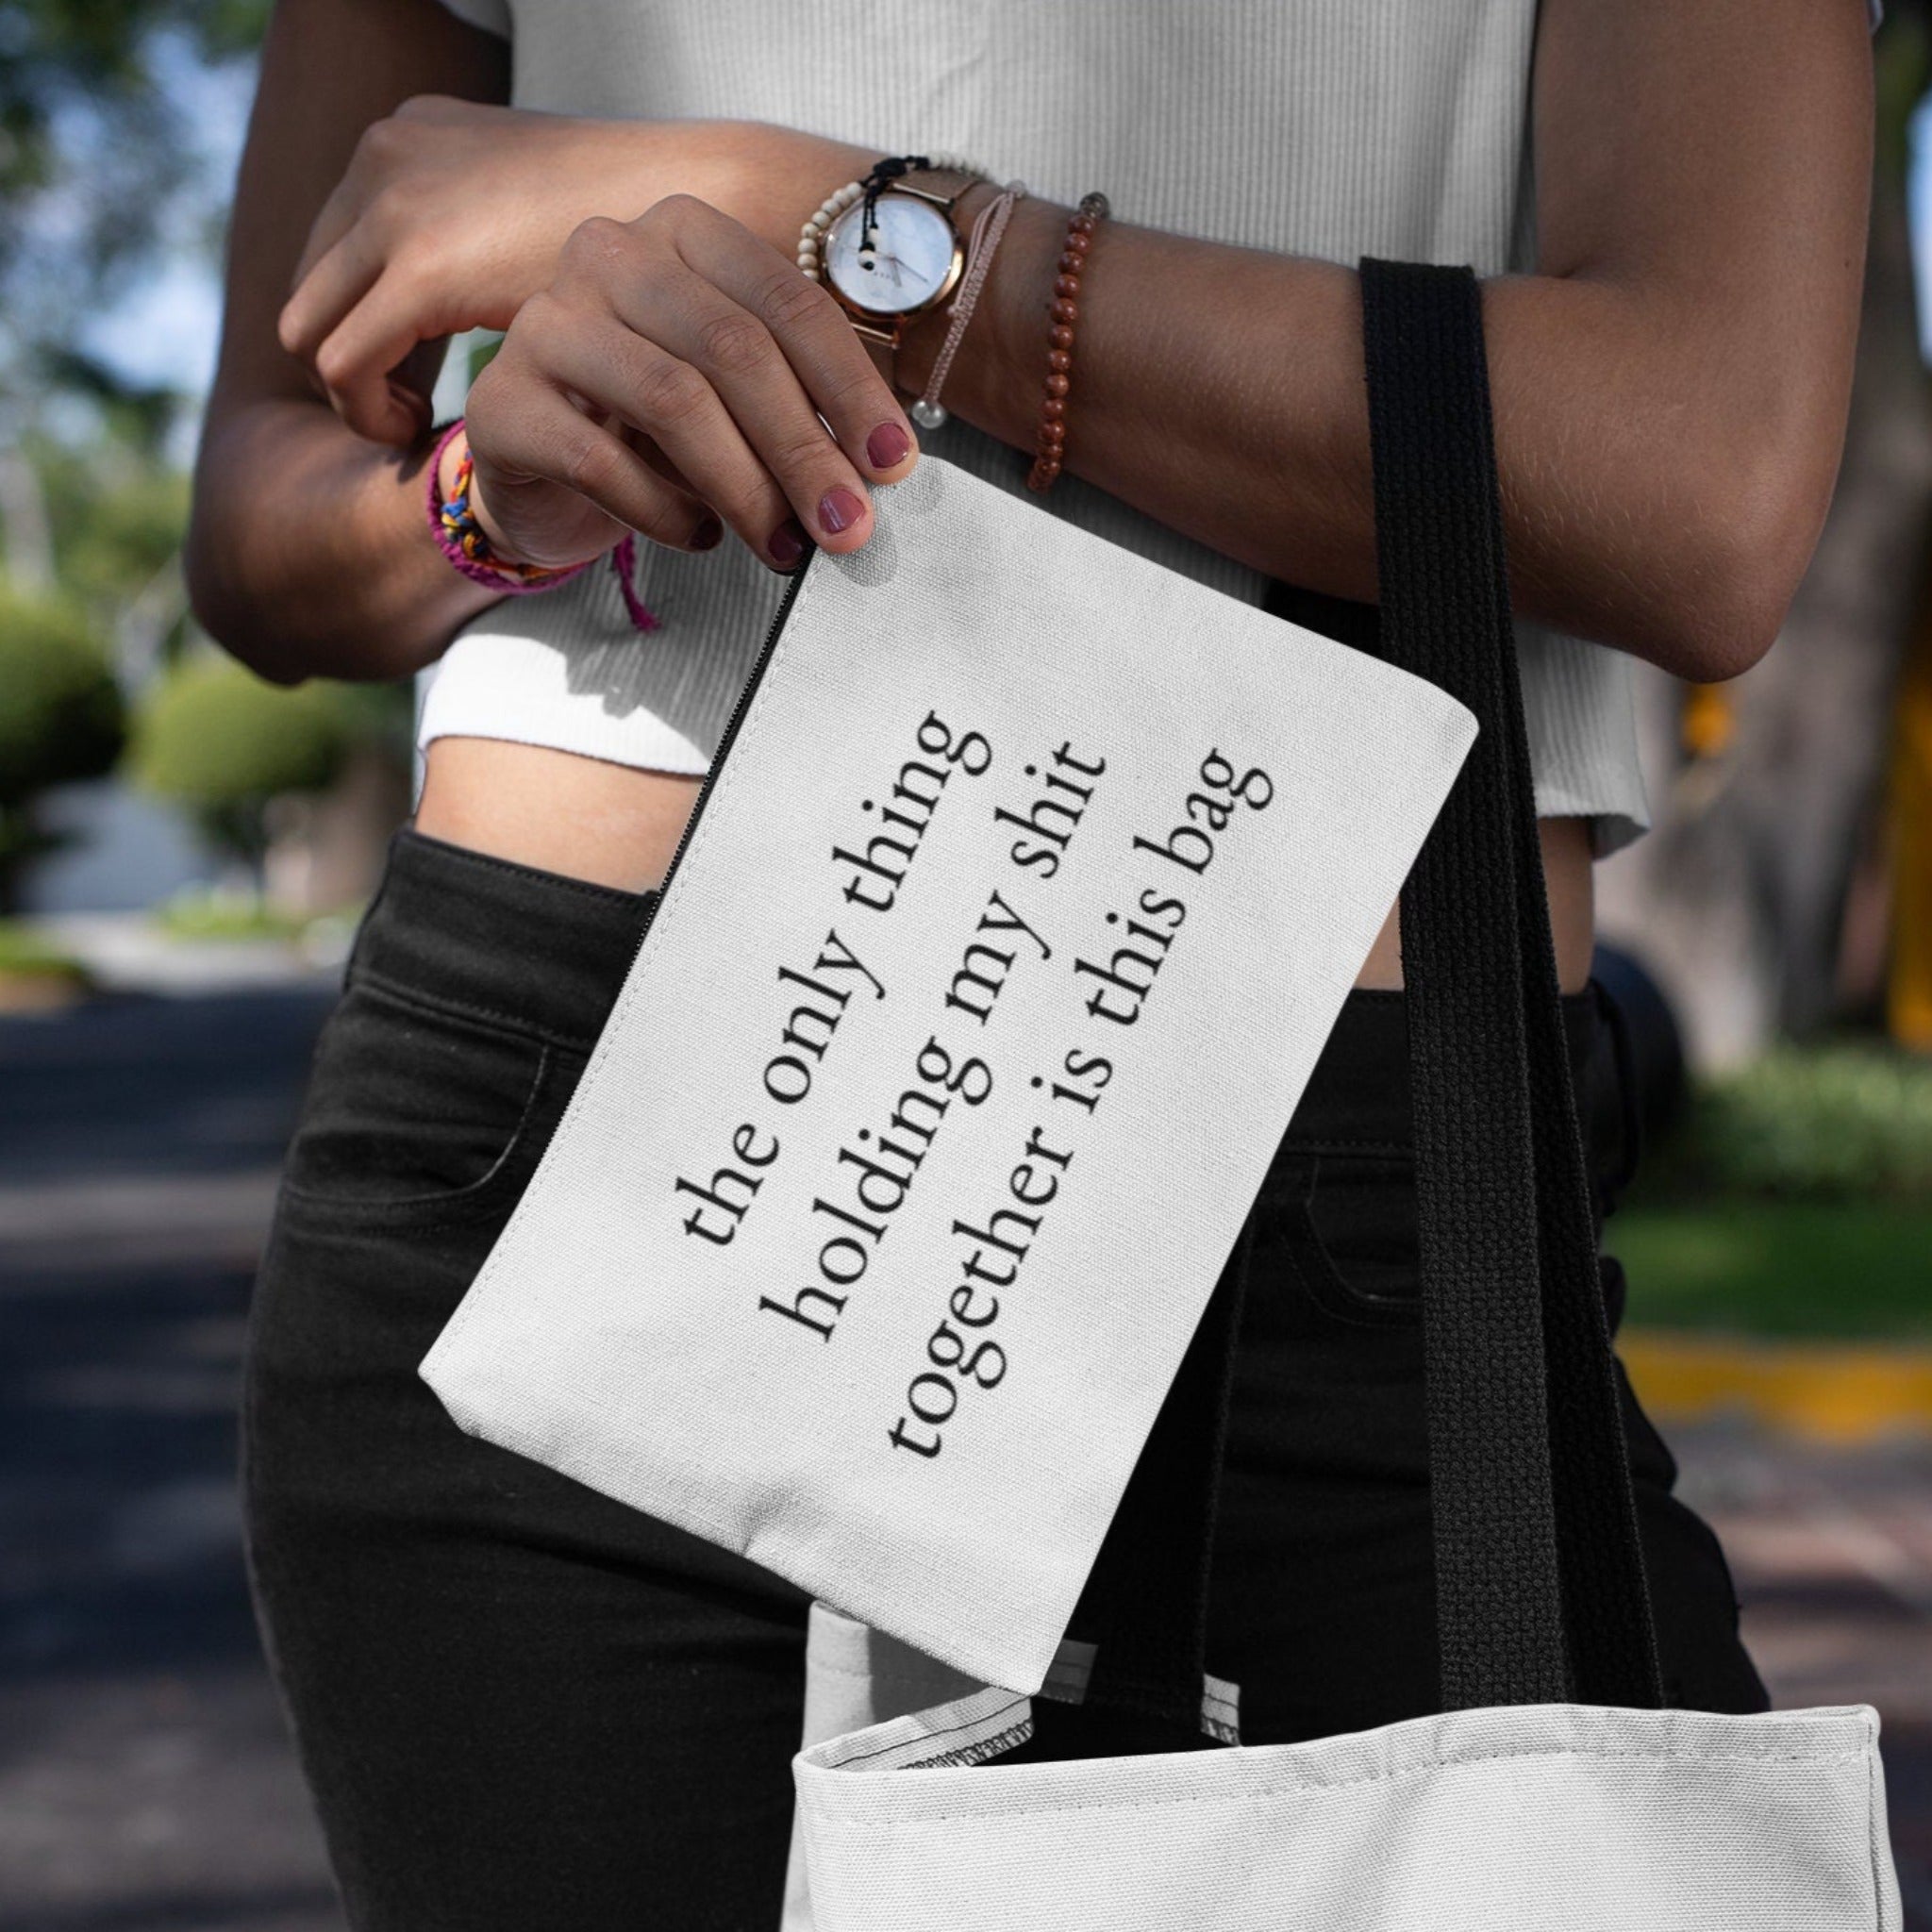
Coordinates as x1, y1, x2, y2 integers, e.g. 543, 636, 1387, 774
1026, 191, 1110, 493
908, 180, 1027, 432
426, 418, 660, 635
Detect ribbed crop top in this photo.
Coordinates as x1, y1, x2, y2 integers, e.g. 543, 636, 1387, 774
425, 0, 1661, 848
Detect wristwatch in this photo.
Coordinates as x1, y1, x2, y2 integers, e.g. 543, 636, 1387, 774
819, 165, 983, 351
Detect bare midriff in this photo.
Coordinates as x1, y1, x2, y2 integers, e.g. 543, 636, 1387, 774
413, 737, 1598, 993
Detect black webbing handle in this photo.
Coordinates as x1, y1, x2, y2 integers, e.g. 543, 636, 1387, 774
1359, 258, 1662, 1710
1075, 259, 1663, 1731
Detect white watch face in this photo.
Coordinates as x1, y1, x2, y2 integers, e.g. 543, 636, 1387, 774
824, 193, 957, 316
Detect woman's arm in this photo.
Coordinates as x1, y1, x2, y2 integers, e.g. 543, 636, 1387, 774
902, 0, 1873, 683
186, 0, 888, 684
186, 0, 512, 682
200, 0, 1871, 688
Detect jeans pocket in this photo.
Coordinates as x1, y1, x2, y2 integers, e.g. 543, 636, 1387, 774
1268, 1152, 1422, 1329
278, 979, 564, 1228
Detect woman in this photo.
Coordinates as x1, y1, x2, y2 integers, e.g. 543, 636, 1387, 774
187, 1, 1874, 1924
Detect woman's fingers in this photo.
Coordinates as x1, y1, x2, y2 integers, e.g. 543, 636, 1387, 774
277, 226, 379, 370
463, 194, 924, 578
669, 196, 918, 489
609, 257, 882, 557
297, 267, 441, 445
465, 356, 723, 562
278, 225, 436, 445
525, 296, 802, 566
554, 206, 915, 556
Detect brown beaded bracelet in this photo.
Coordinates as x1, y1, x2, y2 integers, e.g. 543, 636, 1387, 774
1026, 190, 1109, 492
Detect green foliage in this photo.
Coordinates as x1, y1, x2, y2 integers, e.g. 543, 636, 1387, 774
128, 658, 367, 864
1877, 3, 1932, 182
1642, 1045, 1932, 1204
1615, 1201, 1932, 1341
0, 916, 88, 984
154, 884, 312, 941
0, 577, 125, 904
0, 2, 270, 337
28, 425, 191, 607
0, 578, 124, 808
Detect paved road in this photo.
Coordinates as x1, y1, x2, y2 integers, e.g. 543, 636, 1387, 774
2, 989, 342, 1932
2, 988, 1926, 1927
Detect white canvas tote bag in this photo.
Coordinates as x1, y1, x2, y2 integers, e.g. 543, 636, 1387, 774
787, 261, 1904, 1931
776, 1601, 1243, 1932
419, 445, 1474, 1691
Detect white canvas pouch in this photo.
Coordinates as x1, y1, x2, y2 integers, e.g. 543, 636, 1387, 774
419, 450, 1474, 1692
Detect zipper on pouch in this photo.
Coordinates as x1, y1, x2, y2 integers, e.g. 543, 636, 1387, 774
626, 541, 818, 964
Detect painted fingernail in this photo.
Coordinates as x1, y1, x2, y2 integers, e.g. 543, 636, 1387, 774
690, 514, 724, 550
818, 487, 865, 536
867, 422, 911, 470
768, 518, 808, 568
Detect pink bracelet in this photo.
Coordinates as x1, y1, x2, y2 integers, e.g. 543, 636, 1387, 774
908, 179, 1027, 432
426, 418, 659, 633
909, 179, 1027, 432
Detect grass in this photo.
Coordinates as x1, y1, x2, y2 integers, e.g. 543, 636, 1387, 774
153, 890, 311, 941
0, 919, 88, 986
1608, 1041, 1932, 1343
1650, 1044, 1932, 1204
1614, 1199, 1932, 1341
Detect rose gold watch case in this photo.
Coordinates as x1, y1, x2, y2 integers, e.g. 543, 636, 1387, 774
824, 175, 974, 347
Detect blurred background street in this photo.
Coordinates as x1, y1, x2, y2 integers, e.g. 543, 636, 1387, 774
3, 2, 1931, 1927
3, 974, 1929, 1927
2, 979, 340, 1930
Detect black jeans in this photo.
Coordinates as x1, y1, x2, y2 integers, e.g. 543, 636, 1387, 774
243, 829, 1768, 1931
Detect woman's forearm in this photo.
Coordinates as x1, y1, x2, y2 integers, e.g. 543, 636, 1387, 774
189, 104, 882, 685
894, 0, 1868, 685
189, 395, 501, 685
897, 191, 1856, 686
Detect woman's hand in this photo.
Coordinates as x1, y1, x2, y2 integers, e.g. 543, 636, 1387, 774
275, 96, 834, 446
459, 192, 919, 573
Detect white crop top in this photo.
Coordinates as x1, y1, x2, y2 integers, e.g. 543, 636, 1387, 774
423, 0, 1668, 849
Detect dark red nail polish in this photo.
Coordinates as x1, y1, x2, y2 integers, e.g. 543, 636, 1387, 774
819, 488, 864, 536
768, 518, 807, 568
867, 422, 911, 470
690, 515, 724, 550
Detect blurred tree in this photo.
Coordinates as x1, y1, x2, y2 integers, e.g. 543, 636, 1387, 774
0, 1, 267, 592
126, 655, 384, 887
0, 1, 269, 354
26, 404, 195, 686
0, 577, 126, 909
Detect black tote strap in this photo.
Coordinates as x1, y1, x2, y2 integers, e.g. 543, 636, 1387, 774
1359, 258, 1662, 1710
1074, 259, 1663, 1730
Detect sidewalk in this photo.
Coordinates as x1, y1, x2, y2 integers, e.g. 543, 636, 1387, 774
1671, 1419, 1932, 1923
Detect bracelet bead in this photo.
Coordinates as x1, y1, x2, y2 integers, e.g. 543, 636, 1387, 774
1025, 191, 1108, 493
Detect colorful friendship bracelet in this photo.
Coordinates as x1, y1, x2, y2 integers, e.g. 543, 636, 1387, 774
426, 417, 659, 634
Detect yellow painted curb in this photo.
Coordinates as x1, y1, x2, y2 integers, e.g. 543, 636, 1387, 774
1621, 1329, 1932, 1444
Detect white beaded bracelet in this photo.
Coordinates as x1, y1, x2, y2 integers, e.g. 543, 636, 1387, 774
795, 150, 988, 282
